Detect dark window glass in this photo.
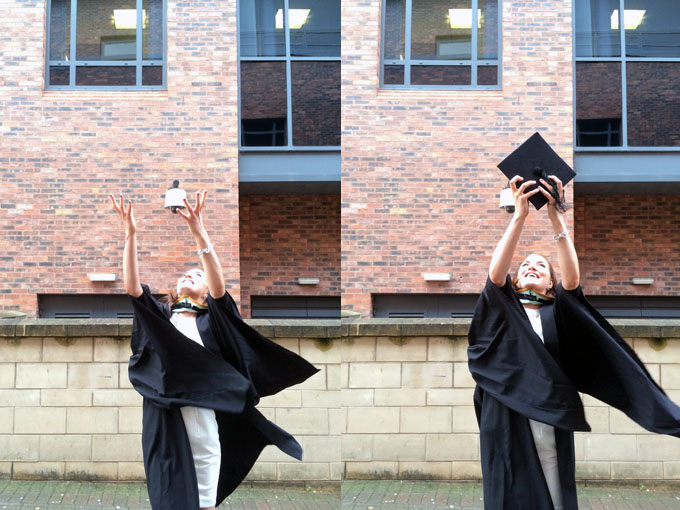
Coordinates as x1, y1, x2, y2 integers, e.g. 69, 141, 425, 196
241, 118, 286, 146
77, 0, 137, 60
384, 65, 405, 85
627, 62, 680, 146
49, 66, 70, 86
39, 294, 135, 319
477, 65, 497, 85
142, 65, 162, 85
411, 65, 470, 86
49, 0, 71, 61
76, 65, 136, 86
577, 118, 621, 146
373, 293, 479, 318
574, 0, 621, 57
239, 0, 285, 57
240, 61, 287, 147
291, 61, 340, 146
251, 296, 340, 319
575, 62, 622, 147
624, 0, 680, 58
289, 0, 340, 56
384, 0, 405, 60
143, 0, 163, 60
412, 0, 471, 60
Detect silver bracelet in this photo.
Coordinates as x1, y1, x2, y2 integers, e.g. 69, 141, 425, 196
196, 243, 214, 256
553, 230, 569, 242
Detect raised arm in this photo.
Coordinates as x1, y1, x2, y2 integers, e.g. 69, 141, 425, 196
176, 190, 226, 299
109, 194, 143, 298
488, 176, 541, 286
539, 176, 580, 290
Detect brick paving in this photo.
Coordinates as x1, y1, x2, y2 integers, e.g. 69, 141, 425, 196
341, 480, 680, 509
0, 480, 339, 510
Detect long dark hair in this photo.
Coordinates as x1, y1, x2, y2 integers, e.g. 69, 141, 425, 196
511, 253, 559, 297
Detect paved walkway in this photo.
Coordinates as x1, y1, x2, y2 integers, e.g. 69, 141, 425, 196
341, 480, 680, 509
0, 480, 339, 510
3, 480, 680, 509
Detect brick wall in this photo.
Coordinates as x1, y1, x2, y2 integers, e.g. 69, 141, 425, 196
239, 194, 341, 318
342, 320, 680, 481
574, 194, 680, 296
0, 320, 340, 482
0, 0, 240, 317
341, 0, 575, 316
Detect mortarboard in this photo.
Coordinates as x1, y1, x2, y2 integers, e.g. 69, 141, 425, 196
497, 132, 576, 210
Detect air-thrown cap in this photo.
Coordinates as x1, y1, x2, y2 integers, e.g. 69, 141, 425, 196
497, 132, 576, 210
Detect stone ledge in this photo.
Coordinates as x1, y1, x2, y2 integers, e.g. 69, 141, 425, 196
2, 318, 678, 340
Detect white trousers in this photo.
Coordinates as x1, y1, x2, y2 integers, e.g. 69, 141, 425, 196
180, 406, 221, 508
529, 419, 563, 510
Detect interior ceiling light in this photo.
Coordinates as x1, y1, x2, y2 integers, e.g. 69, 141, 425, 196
275, 9, 311, 30
113, 9, 147, 30
611, 9, 646, 30
448, 9, 482, 29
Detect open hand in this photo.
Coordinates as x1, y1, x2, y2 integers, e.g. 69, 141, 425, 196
109, 194, 137, 236
510, 175, 540, 219
176, 190, 207, 237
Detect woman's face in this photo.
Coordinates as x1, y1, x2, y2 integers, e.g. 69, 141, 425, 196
176, 268, 208, 303
516, 254, 553, 295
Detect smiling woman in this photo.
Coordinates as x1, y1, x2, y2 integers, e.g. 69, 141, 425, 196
467, 174, 680, 510
108, 191, 319, 510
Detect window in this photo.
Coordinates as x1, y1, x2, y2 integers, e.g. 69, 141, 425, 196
238, 0, 341, 149
39, 294, 135, 318
46, 0, 165, 89
575, 0, 680, 148
381, 0, 501, 89
250, 296, 340, 319
373, 294, 479, 318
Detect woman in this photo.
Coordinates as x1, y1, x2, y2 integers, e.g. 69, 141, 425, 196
110, 192, 318, 510
468, 176, 680, 510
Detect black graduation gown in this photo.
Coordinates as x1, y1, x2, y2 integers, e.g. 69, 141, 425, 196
128, 284, 320, 510
468, 275, 680, 510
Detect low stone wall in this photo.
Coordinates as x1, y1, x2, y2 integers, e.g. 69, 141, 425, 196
3, 318, 680, 483
341, 319, 680, 482
0, 319, 340, 483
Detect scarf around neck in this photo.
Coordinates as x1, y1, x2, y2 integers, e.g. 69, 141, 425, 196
171, 296, 208, 314
516, 287, 554, 306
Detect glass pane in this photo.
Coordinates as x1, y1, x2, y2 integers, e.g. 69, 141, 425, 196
77, 0, 137, 61
412, 0, 471, 60
477, 65, 497, 85
49, 66, 70, 86
625, 0, 680, 57
627, 62, 680, 146
384, 0, 405, 60
574, 0, 621, 57
49, 0, 71, 61
142, 65, 162, 85
75, 66, 136, 85
478, 0, 498, 59
290, 0, 340, 56
411, 65, 470, 85
143, 0, 163, 60
383, 65, 404, 85
575, 62, 622, 147
239, 0, 285, 57
240, 61, 287, 146
291, 61, 340, 146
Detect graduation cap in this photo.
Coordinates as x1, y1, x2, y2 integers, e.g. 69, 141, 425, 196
497, 132, 576, 210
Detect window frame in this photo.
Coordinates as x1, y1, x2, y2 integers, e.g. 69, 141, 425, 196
237, 0, 341, 151
573, 0, 680, 151
379, 0, 503, 90
45, 0, 167, 91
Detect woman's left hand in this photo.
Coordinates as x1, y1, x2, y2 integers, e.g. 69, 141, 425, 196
538, 175, 564, 217
176, 190, 208, 237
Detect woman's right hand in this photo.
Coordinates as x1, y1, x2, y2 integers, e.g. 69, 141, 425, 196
109, 194, 137, 236
510, 175, 540, 219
